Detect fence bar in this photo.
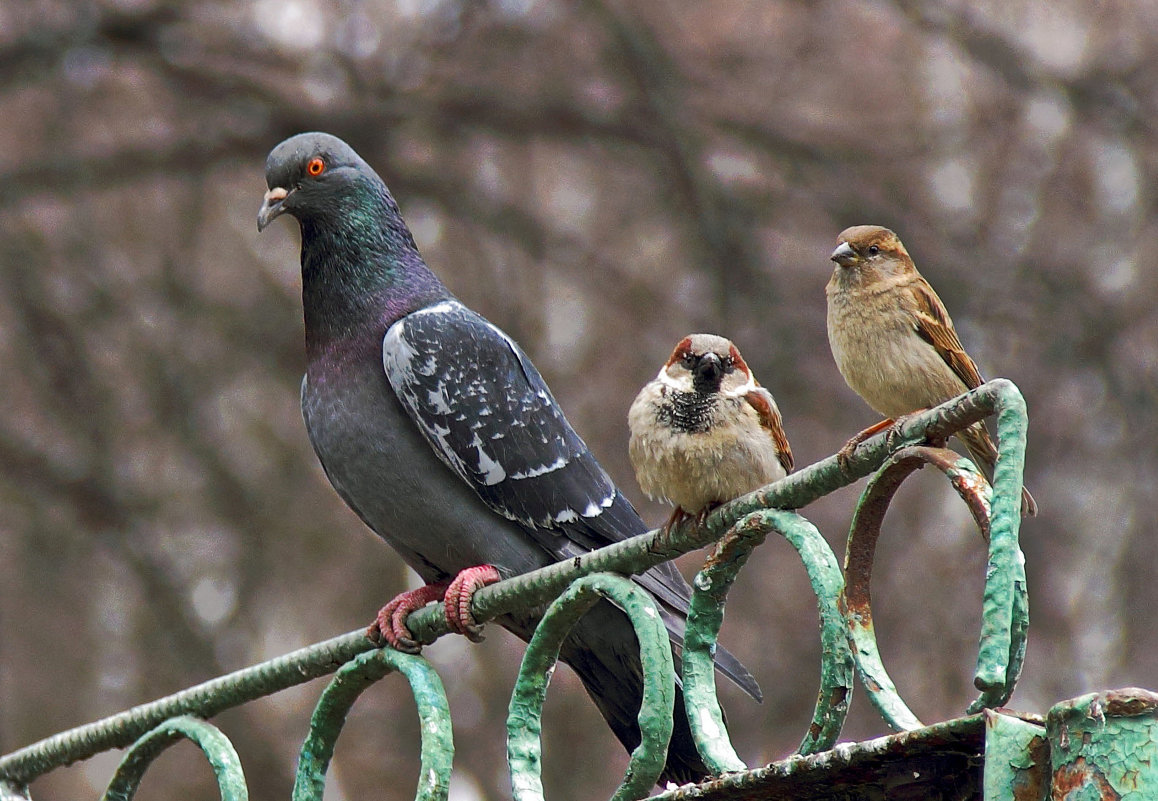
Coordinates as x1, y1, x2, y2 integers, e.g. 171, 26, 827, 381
292, 649, 453, 801
0, 634, 370, 785
101, 716, 247, 801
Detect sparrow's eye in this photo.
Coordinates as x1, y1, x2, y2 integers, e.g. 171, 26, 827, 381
722, 356, 735, 372
867, 244, 880, 256
307, 157, 326, 177
681, 353, 696, 368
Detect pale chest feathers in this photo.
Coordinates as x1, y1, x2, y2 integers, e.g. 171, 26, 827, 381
628, 385, 787, 513
827, 291, 968, 418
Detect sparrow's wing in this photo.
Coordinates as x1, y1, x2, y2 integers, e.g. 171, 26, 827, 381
909, 282, 1038, 516
746, 386, 794, 474
908, 277, 986, 389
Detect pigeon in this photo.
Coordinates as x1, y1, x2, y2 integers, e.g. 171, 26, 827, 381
257, 132, 761, 784
629, 334, 793, 531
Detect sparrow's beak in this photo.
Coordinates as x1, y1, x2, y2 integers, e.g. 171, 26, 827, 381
830, 241, 857, 266
257, 186, 291, 232
693, 352, 724, 386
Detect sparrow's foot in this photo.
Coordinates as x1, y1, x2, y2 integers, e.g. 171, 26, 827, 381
837, 418, 896, 472
655, 507, 690, 549
884, 409, 931, 451
444, 565, 502, 643
367, 582, 449, 653
693, 502, 720, 528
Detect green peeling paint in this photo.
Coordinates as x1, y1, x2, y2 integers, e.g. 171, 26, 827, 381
101, 716, 247, 801
507, 573, 674, 801
1047, 690, 1158, 800
983, 711, 1047, 801
293, 648, 453, 801
971, 382, 1030, 711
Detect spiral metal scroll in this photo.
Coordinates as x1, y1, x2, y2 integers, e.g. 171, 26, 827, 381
507, 573, 675, 801
292, 649, 454, 801
682, 509, 852, 772
101, 716, 246, 801
842, 445, 1029, 731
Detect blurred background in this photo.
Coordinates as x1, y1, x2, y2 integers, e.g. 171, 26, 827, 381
2, 0, 1156, 799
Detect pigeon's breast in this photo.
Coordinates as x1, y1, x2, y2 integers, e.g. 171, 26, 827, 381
301, 352, 550, 582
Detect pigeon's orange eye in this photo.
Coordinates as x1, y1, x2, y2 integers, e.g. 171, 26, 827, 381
307, 157, 325, 176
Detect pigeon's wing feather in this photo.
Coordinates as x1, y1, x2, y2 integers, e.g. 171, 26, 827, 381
384, 300, 621, 536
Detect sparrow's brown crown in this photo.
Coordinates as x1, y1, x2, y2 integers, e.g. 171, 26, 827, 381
832, 225, 913, 266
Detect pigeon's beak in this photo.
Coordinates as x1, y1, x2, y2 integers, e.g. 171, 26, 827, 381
257, 186, 291, 232
830, 241, 857, 267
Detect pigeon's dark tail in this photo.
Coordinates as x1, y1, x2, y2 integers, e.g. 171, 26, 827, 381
554, 599, 713, 787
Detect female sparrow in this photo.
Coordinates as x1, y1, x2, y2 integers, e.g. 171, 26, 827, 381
628, 334, 794, 530
826, 225, 1037, 516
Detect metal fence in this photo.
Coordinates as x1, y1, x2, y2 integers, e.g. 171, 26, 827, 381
2, 379, 1151, 800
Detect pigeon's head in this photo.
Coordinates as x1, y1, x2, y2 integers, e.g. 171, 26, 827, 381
258, 132, 377, 231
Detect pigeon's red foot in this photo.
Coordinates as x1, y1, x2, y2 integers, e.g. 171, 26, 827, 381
837, 417, 896, 471
368, 582, 449, 654
444, 565, 502, 643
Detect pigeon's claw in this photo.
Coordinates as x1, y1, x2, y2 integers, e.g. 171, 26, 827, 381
444, 565, 502, 643
368, 582, 449, 653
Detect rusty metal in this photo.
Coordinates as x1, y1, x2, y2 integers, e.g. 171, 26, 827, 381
649, 714, 987, 801
1047, 688, 1158, 799
842, 446, 996, 731
983, 710, 1048, 801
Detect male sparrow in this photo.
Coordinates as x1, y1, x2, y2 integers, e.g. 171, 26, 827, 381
826, 225, 1037, 516
628, 334, 793, 530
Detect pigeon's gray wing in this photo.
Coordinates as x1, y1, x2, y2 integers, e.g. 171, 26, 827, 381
384, 300, 623, 537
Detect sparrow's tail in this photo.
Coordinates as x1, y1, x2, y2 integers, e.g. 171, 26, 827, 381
959, 422, 1038, 517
